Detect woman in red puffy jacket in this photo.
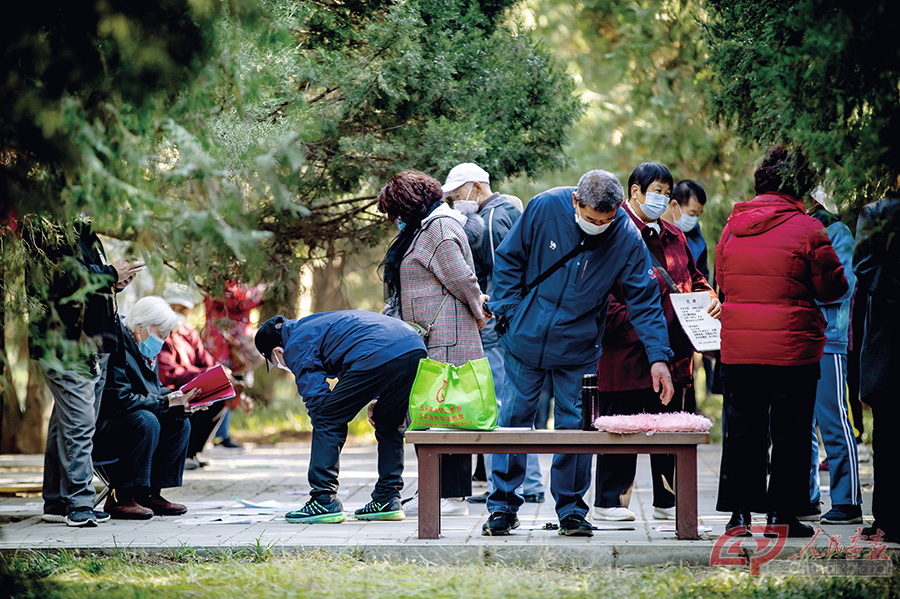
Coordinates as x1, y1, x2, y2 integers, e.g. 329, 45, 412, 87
715, 146, 848, 538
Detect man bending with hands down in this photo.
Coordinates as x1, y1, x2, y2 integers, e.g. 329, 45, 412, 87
483, 169, 674, 537
254, 310, 427, 523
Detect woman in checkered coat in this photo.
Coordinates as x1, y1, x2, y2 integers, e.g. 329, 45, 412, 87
379, 170, 488, 511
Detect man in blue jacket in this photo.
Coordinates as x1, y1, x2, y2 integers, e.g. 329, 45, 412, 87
801, 198, 862, 525
254, 310, 426, 523
483, 170, 674, 537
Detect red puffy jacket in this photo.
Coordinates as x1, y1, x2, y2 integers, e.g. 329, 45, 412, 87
716, 193, 848, 366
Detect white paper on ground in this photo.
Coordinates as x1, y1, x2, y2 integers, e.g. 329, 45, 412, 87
173, 515, 278, 525
669, 292, 721, 352
654, 524, 713, 533
232, 497, 298, 510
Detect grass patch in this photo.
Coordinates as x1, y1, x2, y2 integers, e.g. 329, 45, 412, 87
1, 549, 896, 599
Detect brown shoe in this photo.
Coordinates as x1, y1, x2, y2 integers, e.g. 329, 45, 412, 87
135, 492, 187, 516
105, 491, 154, 520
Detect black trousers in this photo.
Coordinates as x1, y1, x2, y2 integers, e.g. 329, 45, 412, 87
869, 392, 900, 537
594, 387, 685, 509
187, 400, 227, 458
716, 362, 819, 514
94, 409, 190, 490
306, 349, 427, 503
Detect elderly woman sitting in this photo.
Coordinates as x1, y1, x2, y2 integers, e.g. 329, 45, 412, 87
95, 296, 201, 519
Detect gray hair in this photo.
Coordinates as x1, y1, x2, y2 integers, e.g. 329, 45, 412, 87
125, 296, 182, 337
575, 170, 623, 212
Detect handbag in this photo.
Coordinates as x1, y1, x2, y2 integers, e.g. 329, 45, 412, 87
407, 357, 498, 430
405, 292, 450, 342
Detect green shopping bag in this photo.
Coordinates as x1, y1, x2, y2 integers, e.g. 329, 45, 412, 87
408, 357, 498, 430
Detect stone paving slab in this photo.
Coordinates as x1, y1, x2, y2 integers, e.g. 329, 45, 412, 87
0, 441, 892, 566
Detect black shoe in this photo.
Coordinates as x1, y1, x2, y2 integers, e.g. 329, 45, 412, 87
216, 437, 243, 450
93, 510, 111, 523
725, 511, 752, 537
467, 492, 489, 504
796, 500, 822, 522
861, 524, 900, 544
821, 504, 863, 525
765, 513, 815, 538
66, 507, 98, 528
523, 492, 545, 504
482, 512, 519, 536
558, 514, 593, 537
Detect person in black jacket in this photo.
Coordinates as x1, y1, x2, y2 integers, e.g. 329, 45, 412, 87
25, 216, 144, 527
854, 194, 900, 543
95, 296, 200, 520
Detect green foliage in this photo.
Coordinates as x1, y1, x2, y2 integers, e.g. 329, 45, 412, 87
507, 0, 758, 220
704, 0, 900, 207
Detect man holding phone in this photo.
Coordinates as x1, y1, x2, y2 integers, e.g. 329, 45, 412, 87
26, 217, 146, 527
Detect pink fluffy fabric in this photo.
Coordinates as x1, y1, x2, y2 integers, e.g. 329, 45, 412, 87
594, 412, 713, 434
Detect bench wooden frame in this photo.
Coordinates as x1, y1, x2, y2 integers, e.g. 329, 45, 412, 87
405, 429, 709, 540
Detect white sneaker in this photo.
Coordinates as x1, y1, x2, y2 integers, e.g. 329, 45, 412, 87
652, 506, 676, 520
442, 497, 469, 516
593, 506, 636, 521
401, 496, 470, 517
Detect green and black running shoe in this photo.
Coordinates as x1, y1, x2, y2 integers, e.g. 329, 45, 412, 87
354, 497, 405, 521
285, 498, 346, 524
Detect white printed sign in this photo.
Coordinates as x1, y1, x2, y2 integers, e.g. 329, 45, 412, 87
669, 292, 721, 352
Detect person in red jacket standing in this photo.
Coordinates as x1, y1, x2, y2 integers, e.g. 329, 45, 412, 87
715, 147, 849, 538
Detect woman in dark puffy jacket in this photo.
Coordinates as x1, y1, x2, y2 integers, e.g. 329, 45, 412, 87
715, 147, 848, 537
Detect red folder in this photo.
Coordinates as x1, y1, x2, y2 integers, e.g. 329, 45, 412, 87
180, 365, 236, 406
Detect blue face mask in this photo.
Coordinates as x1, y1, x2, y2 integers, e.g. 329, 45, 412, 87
139, 331, 165, 360
396, 218, 406, 232
639, 192, 669, 220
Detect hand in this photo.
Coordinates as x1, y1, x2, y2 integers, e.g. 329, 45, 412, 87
475, 315, 488, 330
367, 400, 377, 428
707, 296, 722, 319
168, 388, 200, 409
110, 259, 145, 288
239, 393, 255, 414
650, 362, 674, 405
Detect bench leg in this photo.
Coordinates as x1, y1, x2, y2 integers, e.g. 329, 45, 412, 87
674, 446, 699, 540
417, 447, 441, 539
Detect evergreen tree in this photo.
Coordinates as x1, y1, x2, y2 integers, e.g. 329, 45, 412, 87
704, 0, 900, 207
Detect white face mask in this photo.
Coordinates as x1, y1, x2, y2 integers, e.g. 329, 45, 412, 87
271, 351, 292, 373
575, 206, 612, 235
676, 213, 699, 232
639, 192, 669, 220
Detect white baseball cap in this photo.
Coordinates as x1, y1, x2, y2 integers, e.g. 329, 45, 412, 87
163, 283, 198, 310
441, 163, 490, 194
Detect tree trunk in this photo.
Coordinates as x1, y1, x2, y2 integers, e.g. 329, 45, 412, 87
312, 246, 349, 313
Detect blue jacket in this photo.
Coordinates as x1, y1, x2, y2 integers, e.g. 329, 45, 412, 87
280, 310, 426, 411
684, 224, 710, 283
811, 208, 856, 354
489, 186, 673, 369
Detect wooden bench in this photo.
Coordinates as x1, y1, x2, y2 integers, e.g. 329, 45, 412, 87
404, 429, 710, 540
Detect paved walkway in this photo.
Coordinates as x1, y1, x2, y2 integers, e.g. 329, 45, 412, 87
0, 441, 890, 566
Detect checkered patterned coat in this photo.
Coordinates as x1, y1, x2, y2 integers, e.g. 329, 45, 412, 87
400, 215, 485, 366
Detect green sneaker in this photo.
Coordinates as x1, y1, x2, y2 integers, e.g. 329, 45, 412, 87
285, 498, 346, 524
354, 498, 405, 521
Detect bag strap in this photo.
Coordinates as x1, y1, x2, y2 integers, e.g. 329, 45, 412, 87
523, 238, 587, 294
649, 252, 680, 294
426, 291, 451, 334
